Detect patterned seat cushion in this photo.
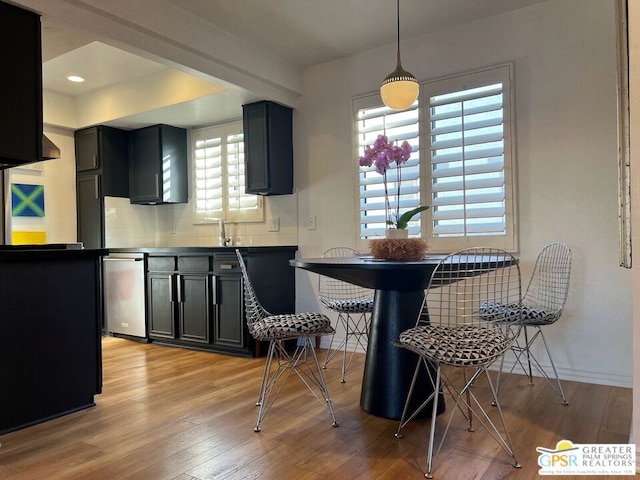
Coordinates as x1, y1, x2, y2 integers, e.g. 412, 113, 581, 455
398, 325, 508, 366
480, 301, 556, 325
250, 312, 334, 341
323, 299, 374, 313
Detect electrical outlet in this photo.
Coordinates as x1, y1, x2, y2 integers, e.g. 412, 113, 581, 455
268, 217, 280, 232
308, 215, 317, 230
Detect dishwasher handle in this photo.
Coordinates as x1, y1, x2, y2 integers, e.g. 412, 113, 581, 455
104, 257, 144, 262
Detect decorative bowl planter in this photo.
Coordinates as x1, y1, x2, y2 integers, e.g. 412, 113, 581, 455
385, 228, 409, 239
369, 238, 428, 261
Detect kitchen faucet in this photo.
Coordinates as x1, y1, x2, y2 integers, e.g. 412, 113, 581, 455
219, 219, 231, 247
203, 218, 231, 246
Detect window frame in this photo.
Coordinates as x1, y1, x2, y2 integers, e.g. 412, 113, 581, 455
354, 63, 518, 254
192, 121, 263, 224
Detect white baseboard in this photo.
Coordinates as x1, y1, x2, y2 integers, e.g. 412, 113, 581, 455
318, 336, 632, 388
489, 357, 632, 388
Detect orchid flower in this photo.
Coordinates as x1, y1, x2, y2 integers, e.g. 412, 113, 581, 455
359, 134, 429, 231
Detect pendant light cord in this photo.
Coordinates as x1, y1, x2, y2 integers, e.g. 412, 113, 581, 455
396, 0, 400, 54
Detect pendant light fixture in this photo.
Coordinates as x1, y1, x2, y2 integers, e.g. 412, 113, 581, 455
380, 0, 419, 110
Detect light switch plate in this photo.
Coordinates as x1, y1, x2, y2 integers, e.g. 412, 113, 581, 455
308, 216, 317, 230
268, 217, 280, 232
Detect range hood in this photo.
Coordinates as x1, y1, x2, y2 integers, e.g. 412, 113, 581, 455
0, 134, 61, 170
42, 134, 61, 161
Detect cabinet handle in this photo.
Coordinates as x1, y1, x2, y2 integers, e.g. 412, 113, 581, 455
176, 274, 182, 303
211, 275, 218, 305
219, 264, 234, 270
93, 154, 98, 168
155, 173, 160, 199
94, 176, 99, 200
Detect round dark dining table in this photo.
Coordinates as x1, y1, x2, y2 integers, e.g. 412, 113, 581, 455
290, 255, 448, 419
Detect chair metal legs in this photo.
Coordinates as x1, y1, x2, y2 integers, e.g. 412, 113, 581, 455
255, 337, 339, 432
395, 358, 521, 479
323, 312, 370, 382
497, 325, 568, 405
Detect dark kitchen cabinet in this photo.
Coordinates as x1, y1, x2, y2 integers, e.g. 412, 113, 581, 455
0, 2, 43, 168
176, 256, 211, 344
178, 274, 211, 343
212, 255, 244, 352
129, 124, 187, 204
147, 255, 211, 346
0, 249, 104, 434
75, 126, 129, 249
144, 247, 296, 357
148, 271, 176, 339
242, 101, 293, 195
76, 173, 102, 251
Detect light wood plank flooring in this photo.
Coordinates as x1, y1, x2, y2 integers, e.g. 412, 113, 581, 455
0, 336, 632, 479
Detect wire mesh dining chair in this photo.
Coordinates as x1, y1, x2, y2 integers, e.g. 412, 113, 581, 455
235, 249, 339, 432
394, 247, 522, 479
496, 242, 572, 404
318, 247, 374, 382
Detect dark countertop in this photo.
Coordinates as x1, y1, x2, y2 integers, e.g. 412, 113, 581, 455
106, 246, 298, 255
0, 245, 107, 261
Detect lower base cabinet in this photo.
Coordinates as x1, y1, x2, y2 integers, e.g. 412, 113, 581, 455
146, 247, 295, 357
148, 271, 175, 338
178, 273, 211, 344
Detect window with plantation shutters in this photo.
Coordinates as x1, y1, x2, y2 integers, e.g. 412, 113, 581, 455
424, 65, 516, 251
354, 97, 420, 240
192, 121, 263, 224
354, 64, 517, 253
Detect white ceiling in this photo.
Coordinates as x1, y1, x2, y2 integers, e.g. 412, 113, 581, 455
32, 0, 547, 129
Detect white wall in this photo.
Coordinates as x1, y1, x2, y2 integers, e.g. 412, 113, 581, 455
6, 126, 76, 244
294, 0, 632, 387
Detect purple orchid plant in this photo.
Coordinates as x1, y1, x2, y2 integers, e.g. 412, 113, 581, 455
358, 134, 429, 230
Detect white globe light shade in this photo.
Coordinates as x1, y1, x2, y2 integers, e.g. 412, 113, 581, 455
380, 79, 419, 110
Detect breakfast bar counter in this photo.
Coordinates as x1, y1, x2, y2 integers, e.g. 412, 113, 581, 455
0, 246, 106, 434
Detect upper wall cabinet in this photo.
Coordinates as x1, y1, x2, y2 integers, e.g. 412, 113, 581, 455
0, 2, 42, 169
75, 125, 130, 249
242, 101, 293, 195
75, 126, 130, 196
129, 124, 188, 205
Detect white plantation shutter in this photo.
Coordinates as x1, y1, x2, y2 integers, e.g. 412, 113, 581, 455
424, 64, 517, 251
193, 122, 263, 223
353, 64, 517, 253
354, 97, 420, 239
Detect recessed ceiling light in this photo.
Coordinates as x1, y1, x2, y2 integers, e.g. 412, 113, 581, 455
67, 75, 85, 83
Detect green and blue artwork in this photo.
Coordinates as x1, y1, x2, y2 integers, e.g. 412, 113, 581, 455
12, 183, 45, 217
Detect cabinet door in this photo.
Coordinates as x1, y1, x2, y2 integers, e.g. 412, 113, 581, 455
130, 126, 162, 203
76, 173, 103, 249
75, 127, 99, 171
213, 274, 245, 351
177, 273, 210, 344
130, 125, 187, 204
0, 2, 42, 166
243, 101, 293, 195
243, 102, 269, 193
148, 272, 176, 339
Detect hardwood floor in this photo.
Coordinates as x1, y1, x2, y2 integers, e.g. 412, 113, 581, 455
0, 336, 632, 479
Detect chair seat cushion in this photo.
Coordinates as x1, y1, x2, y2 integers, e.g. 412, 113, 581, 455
323, 299, 374, 313
480, 301, 556, 325
250, 312, 334, 341
398, 325, 508, 366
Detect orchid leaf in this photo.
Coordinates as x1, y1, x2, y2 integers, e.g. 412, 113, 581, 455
396, 206, 429, 229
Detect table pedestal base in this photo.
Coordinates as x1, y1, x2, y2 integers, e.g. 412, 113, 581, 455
360, 289, 445, 420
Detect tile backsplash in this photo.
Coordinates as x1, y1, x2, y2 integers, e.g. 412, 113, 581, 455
104, 194, 298, 248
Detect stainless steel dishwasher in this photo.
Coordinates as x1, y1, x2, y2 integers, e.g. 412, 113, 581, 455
103, 252, 147, 340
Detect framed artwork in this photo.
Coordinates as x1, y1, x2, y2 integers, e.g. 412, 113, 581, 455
11, 183, 45, 217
